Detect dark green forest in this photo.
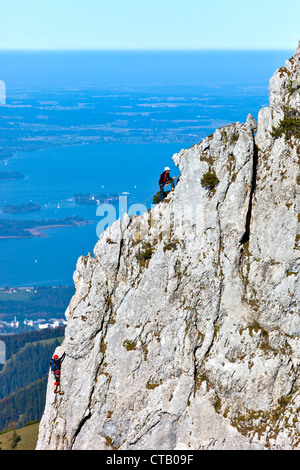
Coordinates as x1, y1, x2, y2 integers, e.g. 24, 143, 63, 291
0, 326, 65, 361
0, 285, 74, 320
0, 328, 65, 431
0, 377, 47, 432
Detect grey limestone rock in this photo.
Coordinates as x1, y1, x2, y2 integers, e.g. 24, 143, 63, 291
36, 42, 300, 450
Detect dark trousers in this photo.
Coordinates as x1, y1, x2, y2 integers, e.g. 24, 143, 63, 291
160, 180, 174, 201
54, 371, 61, 386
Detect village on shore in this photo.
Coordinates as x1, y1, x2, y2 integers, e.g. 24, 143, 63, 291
0, 315, 67, 334
0, 286, 69, 335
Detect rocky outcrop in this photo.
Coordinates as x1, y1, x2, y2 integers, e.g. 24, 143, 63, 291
36, 42, 300, 450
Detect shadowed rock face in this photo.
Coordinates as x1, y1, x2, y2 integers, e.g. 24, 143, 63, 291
36, 42, 300, 450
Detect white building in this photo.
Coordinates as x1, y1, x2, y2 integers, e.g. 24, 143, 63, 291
49, 318, 67, 328
38, 322, 51, 329
10, 316, 19, 328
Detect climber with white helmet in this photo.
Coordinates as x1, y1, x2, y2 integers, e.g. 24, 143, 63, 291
159, 167, 175, 202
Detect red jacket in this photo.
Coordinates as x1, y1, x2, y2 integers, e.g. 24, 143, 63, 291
159, 171, 171, 185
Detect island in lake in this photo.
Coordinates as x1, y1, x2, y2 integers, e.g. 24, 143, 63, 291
0, 171, 25, 181
2, 202, 41, 214
0, 149, 14, 161
0, 215, 89, 239
73, 192, 119, 205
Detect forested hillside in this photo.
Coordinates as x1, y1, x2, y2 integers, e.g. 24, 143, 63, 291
0, 326, 65, 362
0, 378, 47, 432
0, 286, 74, 320
0, 328, 64, 431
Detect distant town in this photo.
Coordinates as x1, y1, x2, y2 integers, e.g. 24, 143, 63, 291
0, 315, 67, 334
0, 285, 73, 335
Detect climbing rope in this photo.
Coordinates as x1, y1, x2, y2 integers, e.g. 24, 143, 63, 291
142, 175, 181, 205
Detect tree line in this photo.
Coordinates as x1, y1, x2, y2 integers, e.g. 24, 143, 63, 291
0, 328, 64, 431
0, 285, 74, 320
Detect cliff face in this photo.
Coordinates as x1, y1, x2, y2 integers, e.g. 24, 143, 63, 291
37, 43, 300, 450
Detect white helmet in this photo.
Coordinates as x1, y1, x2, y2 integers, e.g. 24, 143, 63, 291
164, 167, 170, 171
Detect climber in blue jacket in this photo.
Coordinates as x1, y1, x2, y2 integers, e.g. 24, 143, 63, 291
50, 352, 66, 395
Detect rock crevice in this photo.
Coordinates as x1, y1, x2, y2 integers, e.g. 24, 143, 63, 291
37, 43, 300, 450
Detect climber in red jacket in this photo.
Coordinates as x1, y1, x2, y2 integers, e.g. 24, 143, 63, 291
50, 352, 66, 395
159, 167, 175, 201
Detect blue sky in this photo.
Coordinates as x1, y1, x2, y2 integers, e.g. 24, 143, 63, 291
0, 0, 299, 50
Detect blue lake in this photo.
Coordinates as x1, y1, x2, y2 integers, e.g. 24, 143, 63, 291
0, 142, 181, 287
0, 50, 292, 287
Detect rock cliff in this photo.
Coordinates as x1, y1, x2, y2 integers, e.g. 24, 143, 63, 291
36, 42, 300, 450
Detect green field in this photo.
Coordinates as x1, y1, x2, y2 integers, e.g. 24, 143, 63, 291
0, 422, 39, 450
0, 285, 75, 322
0, 290, 33, 302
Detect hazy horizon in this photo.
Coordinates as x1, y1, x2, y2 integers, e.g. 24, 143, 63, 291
0, 47, 295, 52
0, 0, 298, 51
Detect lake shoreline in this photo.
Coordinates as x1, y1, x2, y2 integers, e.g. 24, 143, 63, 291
0, 219, 93, 239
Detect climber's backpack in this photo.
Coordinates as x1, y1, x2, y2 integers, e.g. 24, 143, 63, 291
50, 358, 59, 373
